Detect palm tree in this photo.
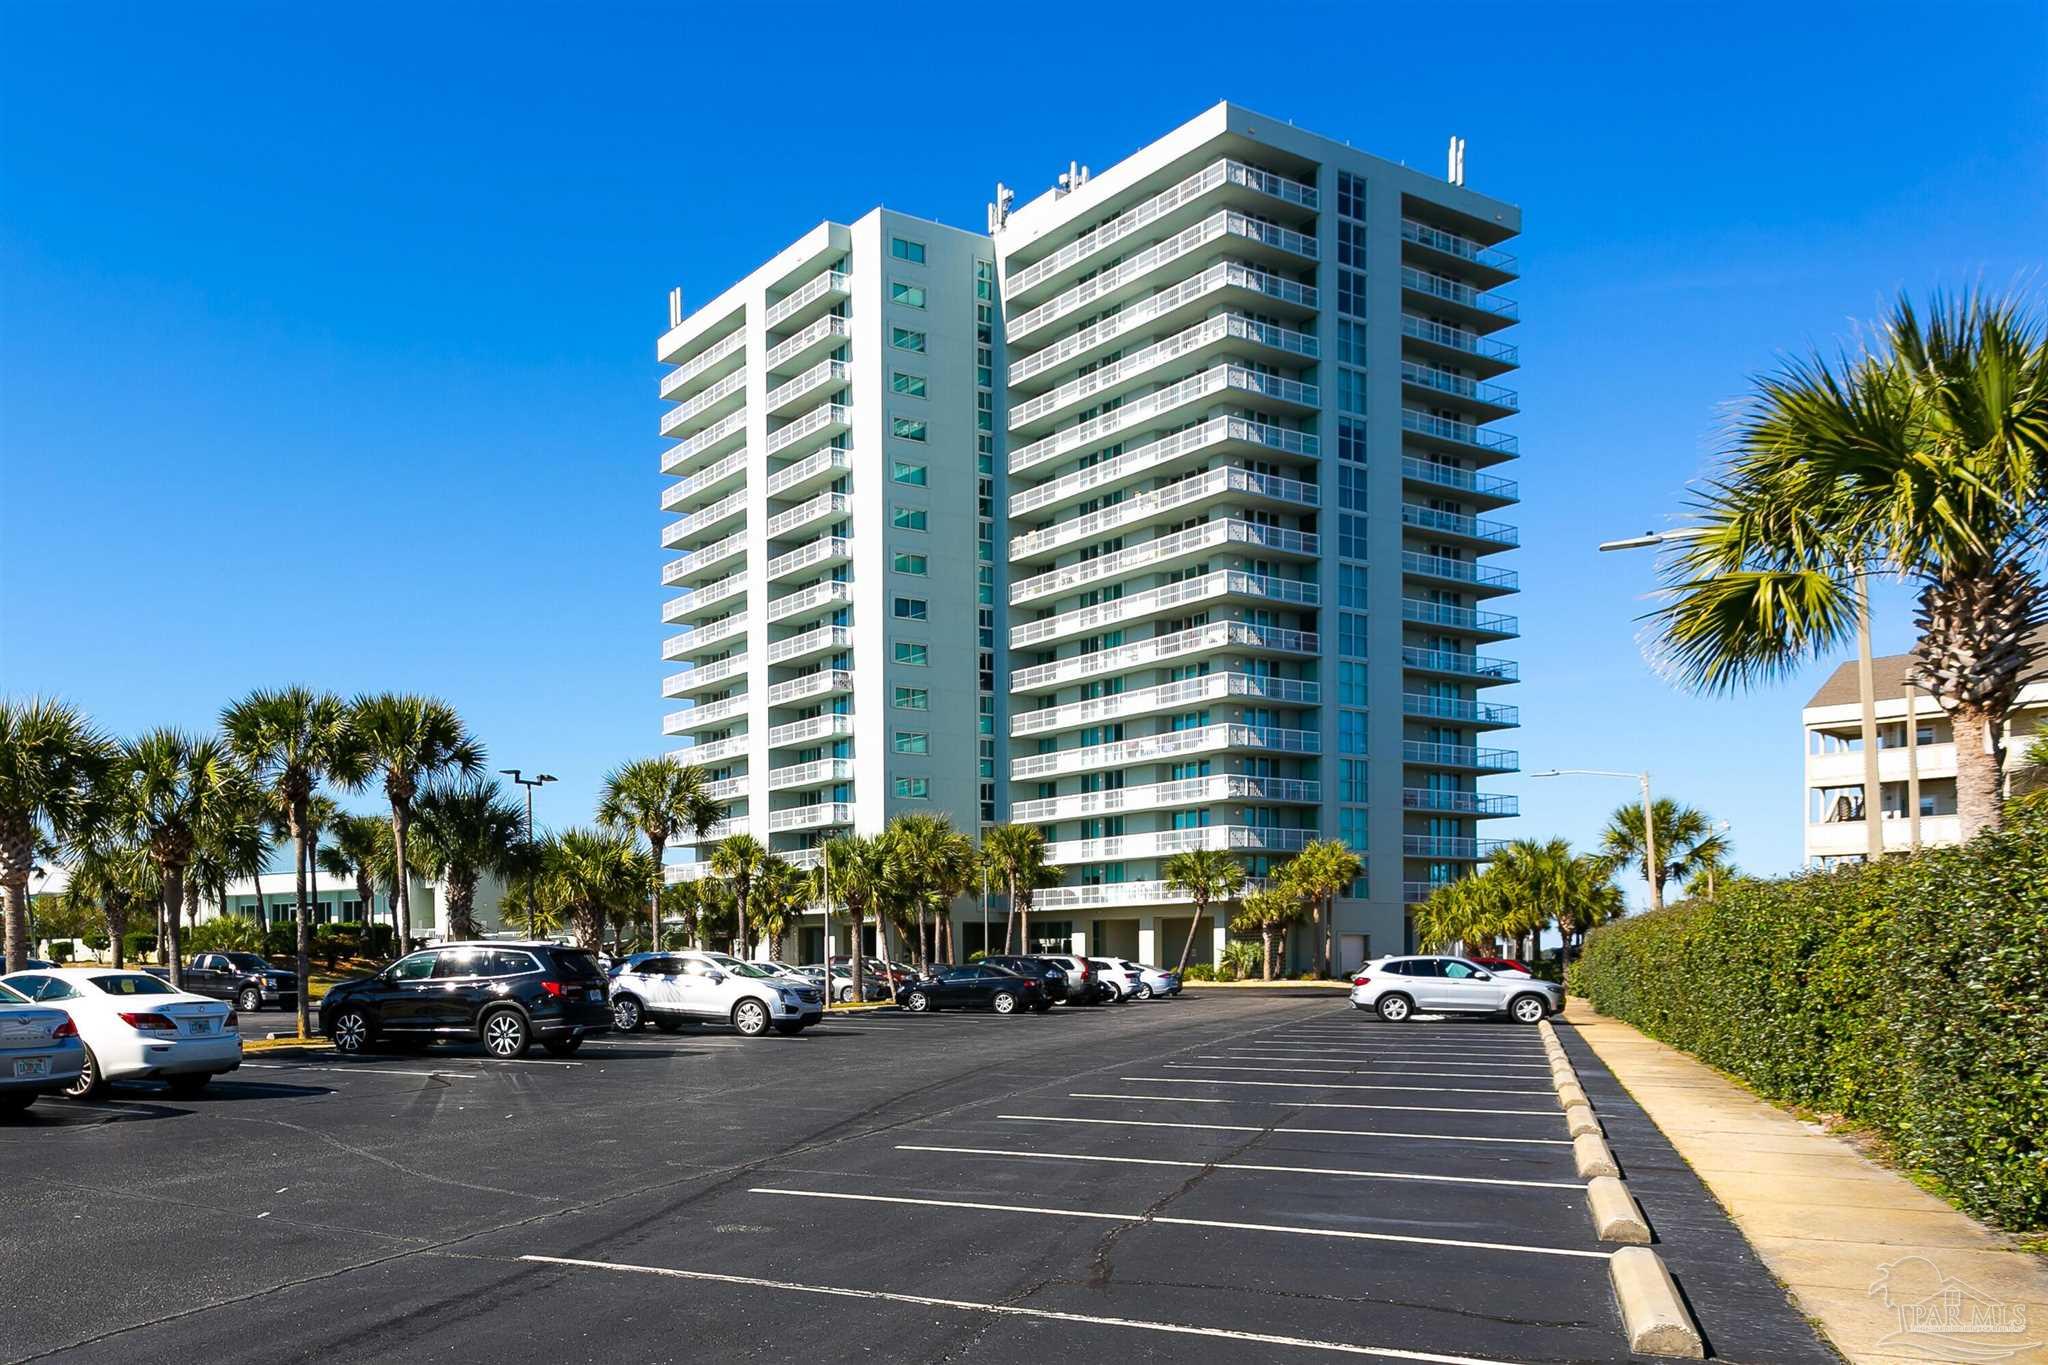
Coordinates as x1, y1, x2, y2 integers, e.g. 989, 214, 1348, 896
1230, 879, 1311, 980
1681, 855, 1741, 903
350, 694, 483, 953
885, 814, 973, 971
1281, 839, 1365, 977
748, 857, 806, 963
1, 698, 113, 972
1599, 797, 1722, 909
1160, 847, 1248, 975
1490, 838, 1622, 973
67, 830, 157, 967
317, 813, 388, 933
817, 834, 890, 1002
709, 832, 769, 958
410, 778, 526, 941
117, 730, 258, 990
1652, 292, 2048, 840
1413, 875, 1496, 954
980, 824, 1047, 954
657, 876, 702, 950
186, 784, 270, 933
596, 755, 720, 955
537, 828, 650, 950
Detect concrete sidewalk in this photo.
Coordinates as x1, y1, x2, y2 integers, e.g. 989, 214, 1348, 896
1564, 999, 2048, 1365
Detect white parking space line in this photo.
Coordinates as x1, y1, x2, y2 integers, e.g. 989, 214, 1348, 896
748, 1187, 1606, 1259
1219, 1047, 1551, 1063
1000, 1114, 1574, 1147
241, 1063, 476, 1080
896, 1144, 1585, 1190
1070, 1091, 1561, 1117
1154, 1068, 1552, 1095
1205, 1054, 1551, 1072
517, 1255, 1523, 1364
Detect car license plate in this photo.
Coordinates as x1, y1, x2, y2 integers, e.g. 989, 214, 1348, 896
586, 988, 603, 1002
188, 1017, 216, 1034
13, 1057, 50, 1078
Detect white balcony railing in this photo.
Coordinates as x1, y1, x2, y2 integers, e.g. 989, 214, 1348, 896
1011, 671, 1318, 738
1044, 825, 1313, 864
1013, 774, 1321, 824
1400, 267, 1518, 321
1401, 741, 1519, 771
765, 403, 851, 457
1400, 360, 1519, 411
766, 491, 850, 540
1401, 551, 1520, 592
766, 579, 853, 623
767, 713, 856, 748
1010, 570, 1318, 650
660, 489, 747, 549
659, 367, 747, 437
766, 536, 851, 582
766, 669, 854, 706
661, 531, 748, 585
764, 314, 850, 371
663, 612, 749, 658
659, 329, 747, 400
1400, 218, 1518, 273
1400, 456, 1519, 502
1401, 407, 1520, 456
662, 653, 748, 696
674, 735, 748, 766
1031, 876, 1273, 912
1400, 313, 1519, 367
1010, 520, 1317, 604
1402, 693, 1520, 727
661, 449, 749, 513
766, 624, 854, 665
1009, 365, 1319, 475
1012, 621, 1319, 693
1401, 598, 1518, 636
766, 446, 854, 498
1402, 788, 1519, 817
1009, 313, 1318, 431
662, 694, 750, 734
766, 359, 851, 414
1401, 646, 1520, 682
768, 759, 855, 791
675, 817, 748, 845
660, 409, 748, 473
1009, 417, 1317, 518
1011, 724, 1319, 780
1400, 502, 1520, 546
763, 270, 850, 331
1009, 467, 1318, 560
768, 802, 854, 832
660, 574, 747, 624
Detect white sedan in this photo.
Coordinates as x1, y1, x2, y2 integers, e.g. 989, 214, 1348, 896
0, 969, 242, 1098
0, 980, 86, 1115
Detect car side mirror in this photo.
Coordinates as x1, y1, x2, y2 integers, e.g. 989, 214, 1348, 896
1474, 970, 1492, 981
707, 971, 725, 983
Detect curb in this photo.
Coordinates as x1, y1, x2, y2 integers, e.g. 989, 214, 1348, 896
1609, 1247, 1705, 1357
1574, 1130, 1621, 1178
1587, 1174, 1653, 1244
246, 1038, 333, 1053
1564, 1102, 1602, 1138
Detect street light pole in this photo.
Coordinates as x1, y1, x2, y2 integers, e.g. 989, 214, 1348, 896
1532, 768, 1661, 913
500, 769, 555, 938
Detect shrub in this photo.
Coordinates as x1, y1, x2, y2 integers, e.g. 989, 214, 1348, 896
1571, 804, 2048, 1232
1220, 941, 1263, 981
312, 927, 345, 969
362, 924, 396, 959
188, 918, 265, 954
263, 926, 297, 959
49, 942, 73, 962
967, 950, 987, 963
84, 932, 108, 952
121, 930, 157, 962
1182, 963, 1216, 981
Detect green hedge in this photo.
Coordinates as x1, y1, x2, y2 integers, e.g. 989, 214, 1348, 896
1570, 805, 2048, 1232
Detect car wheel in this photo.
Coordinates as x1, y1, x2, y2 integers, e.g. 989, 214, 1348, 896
480, 1007, 531, 1059
237, 987, 262, 1013
165, 1073, 211, 1098
63, 1046, 103, 1100
542, 1037, 583, 1057
1509, 994, 1547, 1025
1102, 982, 1123, 1004
653, 1018, 682, 1033
1376, 993, 1414, 1023
837, 986, 856, 1004
991, 991, 1019, 1015
611, 994, 644, 1032
1135, 983, 1154, 1000
330, 1009, 373, 1055
733, 999, 770, 1037
904, 990, 931, 1013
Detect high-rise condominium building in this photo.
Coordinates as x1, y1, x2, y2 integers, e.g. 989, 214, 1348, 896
656, 104, 1522, 971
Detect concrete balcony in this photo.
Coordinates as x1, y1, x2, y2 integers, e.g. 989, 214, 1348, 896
1401, 788, 1518, 817
1399, 217, 1518, 284
1008, 416, 1317, 520
766, 579, 853, 626
661, 449, 750, 515
1005, 158, 1319, 304
1011, 621, 1319, 695
1009, 262, 1319, 392
659, 329, 746, 402
1404, 880, 1455, 906
765, 759, 853, 793
1400, 408, 1519, 462
1399, 360, 1518, 419
1400, 502, 1519, 550
662, 653, 748, 698
1009, 366, 1319, 476
1400, 646, 1520, 685
765, 536, 851, 584
1400, 267, 1518, 331
1400, 740, 1519, 774
1400, 314, 1519, 376
1806, 743, 1960, 787
1010, 520, 1317, 606
1013, 774, 1320, 824
661, 694, 749, 735
1031, 877, 1272, 912
1400, 598, 1518, 641
674, 735, 748, 766
658, 302, 742, 368
765, 403, 851, 459
1011, 671, 1319, 739
1400, 456, 1518, 510
1807, 813, 1961, 859
1009, 467, 1318, 564
1011, 723, 1319, 780
764, 269, 850, 332
765, 315, 850, 374
769, 802, 854, 833
1008, 211, 1317, 345
1008, 313, 1318, 435
1402, 693, 1520, 729
661, 531, 748, 587
766, 445, 854, 500
766, 624, 854, 666
766, 491, 850, 541
674, 817, 748, 847
768, 713, 856, 749
660, 490, 747, 551
660, 409, 749, 478
1044, 825, 1313, 865
1402, 834, 1510, 861
766, 669, 854, 707
1400, 551, 1519, 596
662, 612, 750, 660
659, 367, 747, 439
1010, 569, 1317, 650
662, 574, 747, 625
702, 777, 749, 803
767, 359, 851, 417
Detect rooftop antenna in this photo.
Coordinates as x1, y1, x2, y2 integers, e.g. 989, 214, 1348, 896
987, 181, 1015, 234
1447, 136, 1466, 187
668, 287, 683, 328
1056, 160, 1091, 195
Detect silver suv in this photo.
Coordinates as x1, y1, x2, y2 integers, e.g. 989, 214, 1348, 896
1350, 955, 1561, 1025
609, 951, 824, 1037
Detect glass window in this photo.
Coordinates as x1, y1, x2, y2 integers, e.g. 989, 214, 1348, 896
85, 973, 176, 996
890, 281, 927, 308
891, 417, 928, 442
894, 731, 929, 754
891, 237, 926, 263
892, 372, 927, 398
894, 776, 930, 799
891, 460, 927, 486
893, 596, 927, 620
433, 948, 489, 979
387, 952, 437, 982
891, 326, 926, 352
893, 687, 929, 710
893, 551, 928, 575
894, 642, 929, 666
892, 505, 928, 531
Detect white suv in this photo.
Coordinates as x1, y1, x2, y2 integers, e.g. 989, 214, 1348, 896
608, 952, 825, 1037
1350, 955, 1561, 1025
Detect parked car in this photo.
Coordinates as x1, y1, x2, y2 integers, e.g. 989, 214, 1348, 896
1087, 957, 1145, 1003
0, 979, 86, 1115
897, 964, 1048, 1015
1465, 956, 1533, 978
1104, 959, 1180, 999
977, 954, 1072, 1003
1350, 956, 1561, 1025
319, 941, 611, 1058
754, 959, 813, 984
799, 964, 891, 1003
609, 952, 823, 1037
831, 956, 914, 992
1033, 953, 1108, 1003
608, 951, 664, 978
144, 953, 298, 1012
1, 968, 241, 1098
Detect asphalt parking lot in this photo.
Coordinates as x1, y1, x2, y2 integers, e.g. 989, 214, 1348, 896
2, 995, 1835, 1364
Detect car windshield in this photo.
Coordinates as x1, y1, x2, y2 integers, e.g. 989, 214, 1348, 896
723, 962, 778, 979
224, 953, 270, 971
88, 973, 178, 996
551, 950, 606, 983
0, 981, 25, 1004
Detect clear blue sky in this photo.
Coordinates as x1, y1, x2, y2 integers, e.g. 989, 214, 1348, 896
3, 2, 2044, 894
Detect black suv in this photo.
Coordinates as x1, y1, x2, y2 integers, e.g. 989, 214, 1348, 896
978, 954, 1074, 1003
147, 953, 298, 1012
320, 942, 611, 1059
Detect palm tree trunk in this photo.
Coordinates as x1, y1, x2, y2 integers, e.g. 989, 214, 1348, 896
1952, 701, 2007, 841
915, 901, 929, 973
1, 873, 28, 975
1175, 898, 1207, 975
162, 866, 186, 988
107, 896, 128, 968
848, 903, 865, 1004
184, 878, 200, 930
1260, 928, 1275, 981
293, 809, 313, 1040
648, 831, 665, 953
735, 888, 749, 961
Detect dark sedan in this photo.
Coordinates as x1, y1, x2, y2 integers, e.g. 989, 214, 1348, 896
897, 964, 1048, 1015
320, 941, 610, 1058
977, 954, 1073, 1003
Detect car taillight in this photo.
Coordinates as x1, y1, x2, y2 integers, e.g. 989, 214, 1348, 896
119, 1012, 178, 1032
52, 1018, 77, 1039
225, 1010, 239, 1028
538, 980, 564, 997
1352, 975, 1370, 986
